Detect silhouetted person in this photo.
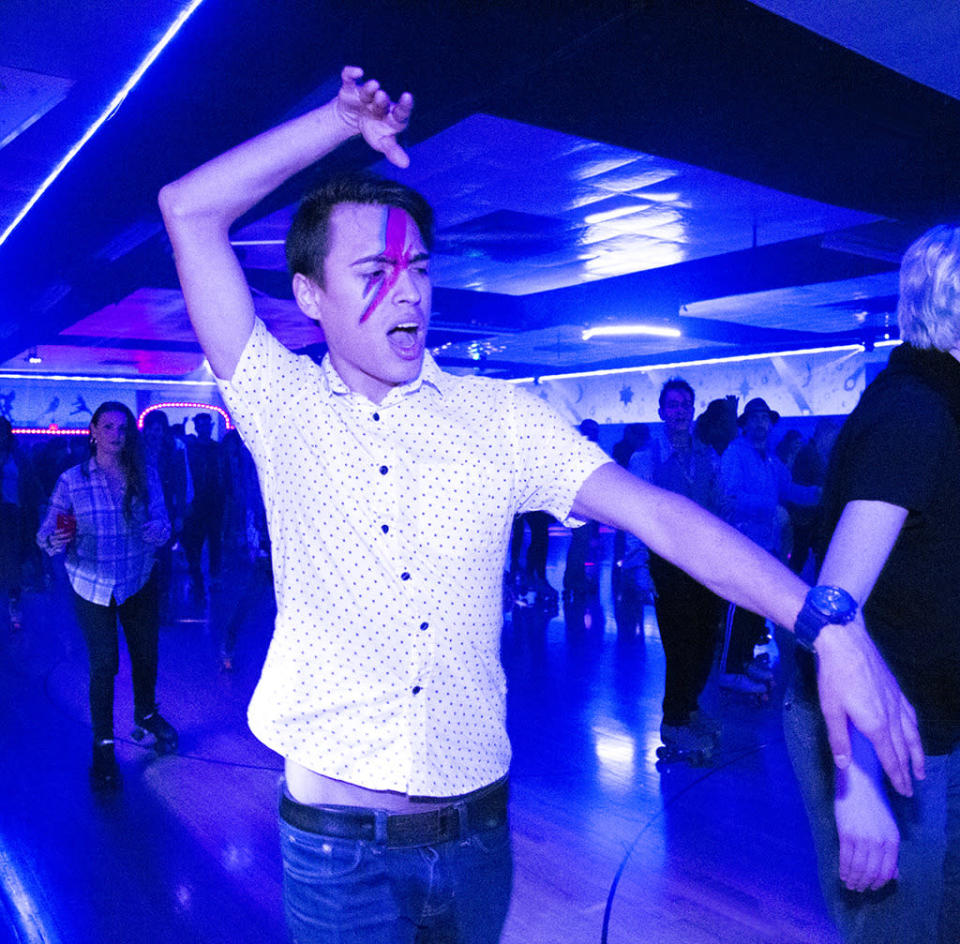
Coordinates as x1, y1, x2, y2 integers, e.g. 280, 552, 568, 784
696, 395, 739, 456
563, 419, 601, 599
788, 418, 840, 576
142, 410, 188, 611
183, 412, 224, 596
719, 398, 819, 693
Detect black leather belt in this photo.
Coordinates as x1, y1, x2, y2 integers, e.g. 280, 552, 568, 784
279, 777, 508, 848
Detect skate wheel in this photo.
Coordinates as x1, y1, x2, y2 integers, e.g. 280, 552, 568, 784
131, 725, 146, 742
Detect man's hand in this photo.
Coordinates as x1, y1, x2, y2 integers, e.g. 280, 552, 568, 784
816, 618, 925, 797
335, 66, 414, 168
834, 727, 900, 892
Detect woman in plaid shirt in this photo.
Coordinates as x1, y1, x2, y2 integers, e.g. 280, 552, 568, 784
38, 402, 176, 791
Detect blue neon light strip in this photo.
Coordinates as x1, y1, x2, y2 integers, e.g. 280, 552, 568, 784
0, 0, 207, 248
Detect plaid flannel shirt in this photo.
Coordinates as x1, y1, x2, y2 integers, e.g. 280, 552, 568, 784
38, 458, 169, 605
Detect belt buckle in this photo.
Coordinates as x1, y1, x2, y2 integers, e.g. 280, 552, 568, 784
386, 805, 458, 846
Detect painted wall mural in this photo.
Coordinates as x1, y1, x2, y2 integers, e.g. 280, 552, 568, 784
517, 346, 893, 427
1, 345, 892, 435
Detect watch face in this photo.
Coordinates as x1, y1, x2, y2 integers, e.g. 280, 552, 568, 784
808, 585, 857, 620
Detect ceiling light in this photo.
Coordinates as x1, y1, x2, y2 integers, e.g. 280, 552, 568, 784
0, 0, 207, 247
25, 349, 42, 365
582, 325, 682, 340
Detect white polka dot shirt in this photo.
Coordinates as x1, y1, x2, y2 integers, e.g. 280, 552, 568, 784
217, 319, 609, 796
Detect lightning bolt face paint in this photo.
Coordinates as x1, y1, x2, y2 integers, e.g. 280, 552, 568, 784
312, 202, 430, 403
359, 207, 415, 324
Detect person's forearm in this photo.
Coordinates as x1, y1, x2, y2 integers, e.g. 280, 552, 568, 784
159, 98, 353, 234
574, 463, 807, 627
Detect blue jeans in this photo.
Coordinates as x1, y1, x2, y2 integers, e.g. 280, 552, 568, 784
784, 685, 960, 943
279, 787, 513, 943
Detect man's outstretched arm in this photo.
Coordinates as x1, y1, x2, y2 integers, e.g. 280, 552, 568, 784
158, 66, 413, 379
572, 463, 923, 797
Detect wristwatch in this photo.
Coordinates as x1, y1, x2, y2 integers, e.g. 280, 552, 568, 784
793, 585, 858, 652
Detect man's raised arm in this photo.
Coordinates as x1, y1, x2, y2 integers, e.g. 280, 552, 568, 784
158, 67, 413, 379
572, 462, 923, 797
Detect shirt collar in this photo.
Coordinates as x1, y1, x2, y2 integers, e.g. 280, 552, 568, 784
318, 351, 449, 404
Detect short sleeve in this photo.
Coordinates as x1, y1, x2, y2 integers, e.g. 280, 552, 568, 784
507, 386, 610, 525
216, 317, 319, 468
844, 381, 951, 512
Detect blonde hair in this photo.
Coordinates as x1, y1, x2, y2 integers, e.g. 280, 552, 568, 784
897, 224, 960, 350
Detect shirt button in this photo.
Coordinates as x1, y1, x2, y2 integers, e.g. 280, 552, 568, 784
401, 572, 410, 581
379, 465, 388, 475
412, 686, 422, 695
381, 524, 389, 534
372, 413, 380, 421
419, 622, 429, 630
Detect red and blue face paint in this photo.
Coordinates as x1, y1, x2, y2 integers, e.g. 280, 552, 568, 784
359, 207, 417, 324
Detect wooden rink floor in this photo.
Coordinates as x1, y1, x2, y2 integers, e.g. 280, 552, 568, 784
0, 532, 841, 944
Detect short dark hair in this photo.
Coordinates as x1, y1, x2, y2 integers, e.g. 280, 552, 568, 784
285, 172, 435, 285
143, 409, 169, 430
659, 377, 695, 410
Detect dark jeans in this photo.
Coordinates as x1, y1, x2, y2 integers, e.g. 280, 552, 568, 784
72, 573, 159, 741
183, 501, 223, 582
721, 604, 765, 674
279, 785, 513, 943
509, 512, 551, 581
784, 685, 960, 943
649, 554, 720, 724
563, 521, 598, 593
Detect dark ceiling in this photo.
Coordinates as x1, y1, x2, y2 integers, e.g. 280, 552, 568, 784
1, 0, 959, 381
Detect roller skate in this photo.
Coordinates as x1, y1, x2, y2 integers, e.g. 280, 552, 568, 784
90, 737, 122, 792
656, 721, 715, 769
532, 577, 559, 615
689, 709, 722, 743
745, 657, 775, 689
719, 672, 770, 705
132, 706, 178, 754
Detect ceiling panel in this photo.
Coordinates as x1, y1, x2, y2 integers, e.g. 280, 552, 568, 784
685, 272, 900, 335
235, 114, 882, 298
749, 1, 960, 102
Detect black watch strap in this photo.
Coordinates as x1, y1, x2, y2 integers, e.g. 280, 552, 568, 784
794, 585, 857, 652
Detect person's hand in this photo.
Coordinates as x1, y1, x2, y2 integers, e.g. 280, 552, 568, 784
141, 519, 169, 546
834, 732, 900, 892
46, 528, 73, 553
816, 617, 925, 797
334, 66, 414, 168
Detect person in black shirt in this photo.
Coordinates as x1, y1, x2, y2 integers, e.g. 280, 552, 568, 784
183, 412, 224, 597
785, 223, 960, 943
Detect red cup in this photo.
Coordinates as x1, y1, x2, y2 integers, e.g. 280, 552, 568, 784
56, 513, 77, 538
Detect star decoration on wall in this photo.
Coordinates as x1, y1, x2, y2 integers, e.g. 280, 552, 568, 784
619, 385, 634, 406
